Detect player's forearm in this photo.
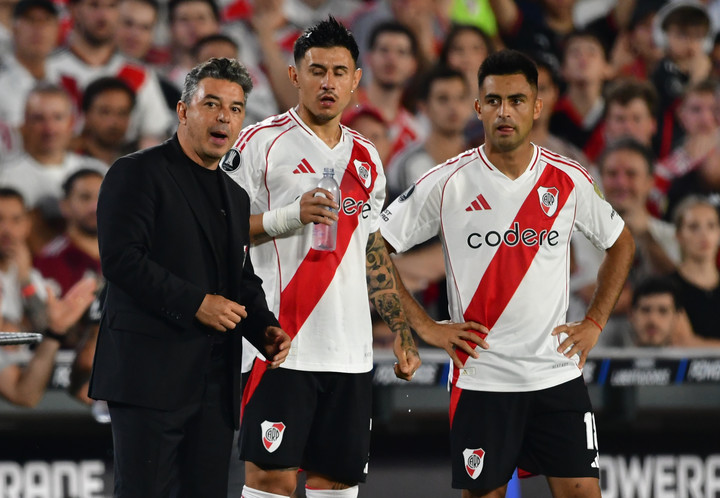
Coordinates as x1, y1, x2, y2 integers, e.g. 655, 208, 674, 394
586, 226, 635, 327
366, 232, 417, 346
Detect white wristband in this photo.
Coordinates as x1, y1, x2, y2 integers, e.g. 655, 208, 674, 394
262, 198, 303, 237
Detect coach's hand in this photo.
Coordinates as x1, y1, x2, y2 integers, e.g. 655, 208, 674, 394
263, 326, 291, 368
552, 318, 602, 369
300, 188, 339, 225
196, 294, 247, 332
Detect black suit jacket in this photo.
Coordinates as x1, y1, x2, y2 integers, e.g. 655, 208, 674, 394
89, 136, 279, 428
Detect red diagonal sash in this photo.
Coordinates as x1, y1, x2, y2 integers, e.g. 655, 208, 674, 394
278, 142, 378, 339
452, 166, 574, 383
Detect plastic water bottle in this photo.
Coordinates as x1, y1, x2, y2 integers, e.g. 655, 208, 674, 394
312, 168, 341, 251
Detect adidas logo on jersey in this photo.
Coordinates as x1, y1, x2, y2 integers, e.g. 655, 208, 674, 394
465, 194, 491, 212
293, 158, 316, 174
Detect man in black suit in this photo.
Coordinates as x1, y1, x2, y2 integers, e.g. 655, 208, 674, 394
89, 57, 290, 497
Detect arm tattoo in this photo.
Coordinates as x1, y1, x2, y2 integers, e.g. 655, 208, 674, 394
366, 232, 416, 351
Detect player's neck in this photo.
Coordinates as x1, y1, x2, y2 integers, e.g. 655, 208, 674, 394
295, 106, 343, 148
485, 142, 535, 180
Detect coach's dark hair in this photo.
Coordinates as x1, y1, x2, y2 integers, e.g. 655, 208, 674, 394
597, 137, 655, 175
631, 276, 682, 310
82, 77, 136, 113
62, 168, 105, 198
477, 49, 538, 93
418, 65, 468, 101
367, 20, 418, 58
192, 33, 239, 59
168, 0, 218, 23
0, 187, 27, 208
294, 16, 359, 66
181, 57, 252, 104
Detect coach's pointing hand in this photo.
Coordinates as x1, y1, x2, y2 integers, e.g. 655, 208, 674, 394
196, 294, 247, 332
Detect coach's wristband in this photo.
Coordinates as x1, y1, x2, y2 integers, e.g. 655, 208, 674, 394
262, 198, 303, 237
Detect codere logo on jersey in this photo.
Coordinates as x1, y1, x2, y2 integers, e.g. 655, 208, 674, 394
463, 448, 485, 479
467, 222, 559, 248
261, 421, 286, 453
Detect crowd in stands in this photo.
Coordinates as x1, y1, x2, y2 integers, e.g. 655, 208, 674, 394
2, 0, 720, 408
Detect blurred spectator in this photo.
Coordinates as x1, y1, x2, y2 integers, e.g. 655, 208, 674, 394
353, 21, 424, 164
651, 0, 713, 159
0, 188, 48, 331
164, 0, 220, 89
34, 168, 103, 297
386, 65, 472, 198
438, 24, 493, 104
599, 138, 680, 277
341, 105, 391, 166
351, 0, 450, 70
488, 0, 578, 70
0, 0, 60, 128
438, 23, 493, 146
570, 138, 681, 346
192, 33, 278, 125
0, 84, 107, 253
670, 195, 720, 345
115, 0, 159, 61
529, 51, 588, 164
603, 78, 658, 152
550, 29, 612, 162
0, 278, 96, 407
46, 0, 173, 148
629, 276, 683, 347
655, 79, 720, 216
613, 0, 664, 80
0, 189, 97, 407
73, 76, 137, 165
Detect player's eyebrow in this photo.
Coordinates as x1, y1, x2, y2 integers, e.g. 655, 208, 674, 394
309, 62, 350, 72
204, 93, 245, 107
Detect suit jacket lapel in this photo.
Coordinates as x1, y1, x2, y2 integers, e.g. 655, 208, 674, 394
164, 137, 221, 273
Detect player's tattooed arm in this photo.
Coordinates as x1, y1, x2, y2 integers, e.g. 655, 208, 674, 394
366, 230, 421, 380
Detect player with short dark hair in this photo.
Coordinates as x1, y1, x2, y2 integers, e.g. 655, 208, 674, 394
226, 17, 481, 498
381, 49, 635, 497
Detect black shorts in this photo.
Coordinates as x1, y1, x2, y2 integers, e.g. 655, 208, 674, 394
239, 366, 372, 484
450, 376, 599, 491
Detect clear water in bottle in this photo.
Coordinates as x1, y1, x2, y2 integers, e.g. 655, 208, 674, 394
312, 168, 341, 251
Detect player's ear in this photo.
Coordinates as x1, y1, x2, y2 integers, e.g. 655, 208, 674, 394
289, 65, 300, 88
534, 96, 543, 120
474, 99, 482, 119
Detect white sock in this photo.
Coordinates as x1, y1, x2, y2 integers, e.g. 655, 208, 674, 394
241, 485, 290, 498
305, 486, 359, 498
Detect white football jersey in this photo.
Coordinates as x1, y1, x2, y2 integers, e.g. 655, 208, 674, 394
381, 144, 625, 392
46, 50, 172, 141
225, 108, 386, 373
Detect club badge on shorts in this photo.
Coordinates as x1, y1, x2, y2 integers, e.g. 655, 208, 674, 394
463, 448, 485, 479
261, 421, 286, 453
537, 186, 559, 217
354, 159, 372, 188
